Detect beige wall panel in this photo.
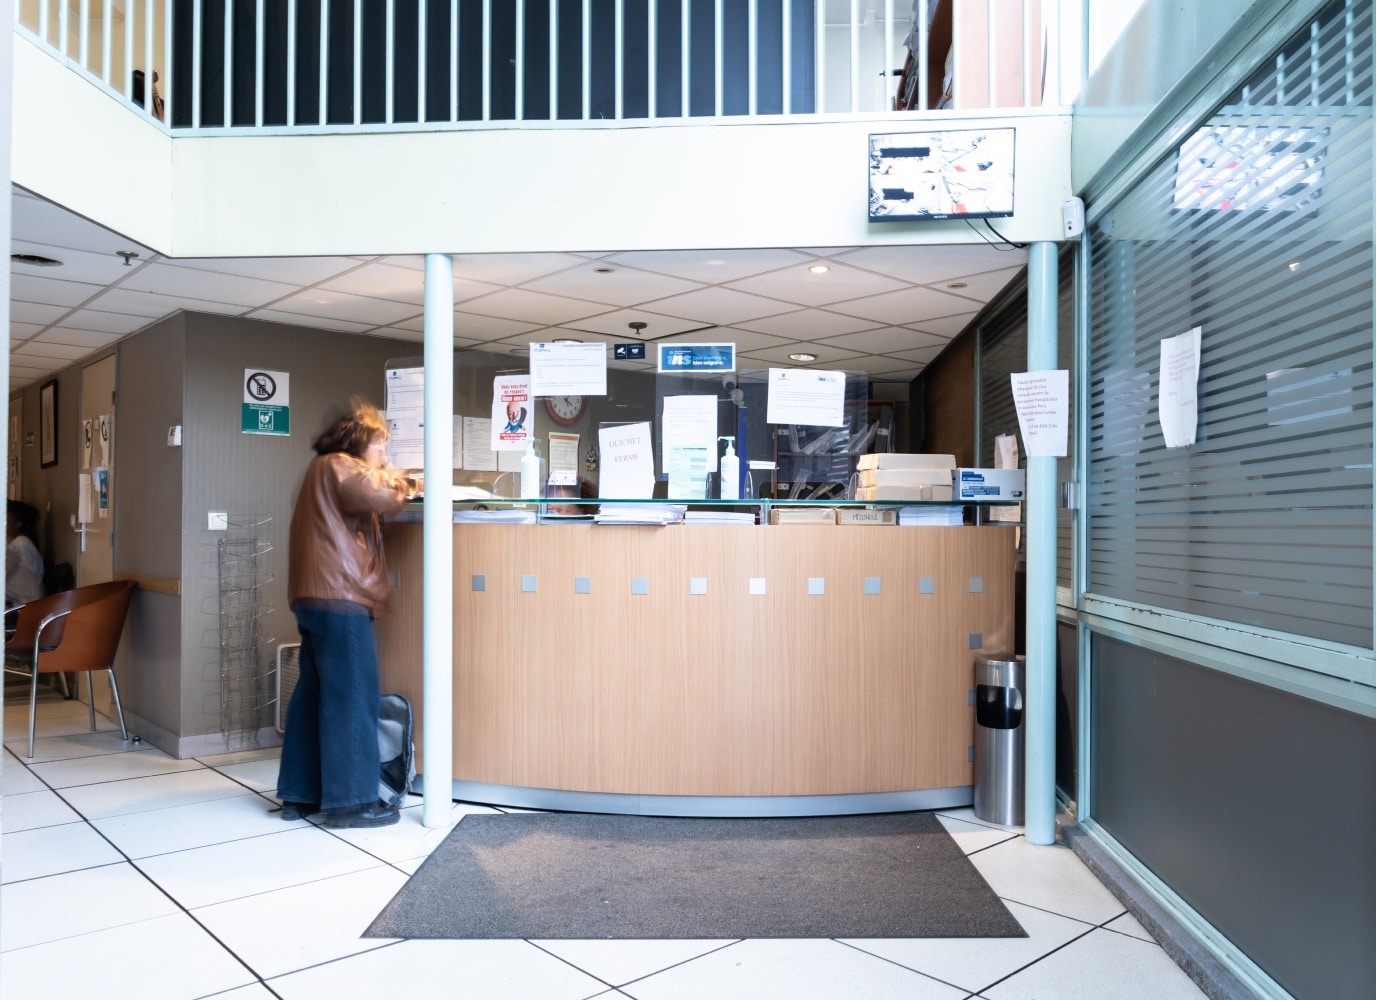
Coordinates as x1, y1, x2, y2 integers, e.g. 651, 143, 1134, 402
379, 521, 1016, 800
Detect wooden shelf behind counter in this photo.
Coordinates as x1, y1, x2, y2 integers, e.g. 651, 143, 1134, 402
374, 521, 1016, 803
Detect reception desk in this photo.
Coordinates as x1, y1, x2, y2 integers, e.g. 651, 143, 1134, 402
374, 520, 1016, 816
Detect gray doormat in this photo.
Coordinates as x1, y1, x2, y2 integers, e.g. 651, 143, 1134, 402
365, 811, 1026, 939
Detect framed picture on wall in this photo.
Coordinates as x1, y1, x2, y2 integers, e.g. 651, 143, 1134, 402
39, 379, 57, 468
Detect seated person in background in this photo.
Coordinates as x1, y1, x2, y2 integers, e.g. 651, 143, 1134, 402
6, 500, 45, 608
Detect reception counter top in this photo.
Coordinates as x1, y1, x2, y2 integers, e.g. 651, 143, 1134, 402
374, 521, 1016, 816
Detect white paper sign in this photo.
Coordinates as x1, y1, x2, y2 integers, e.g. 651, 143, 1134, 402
598, 421, 655, 498
385, 367, 424, 414
491, 374, 532, 450
548, 432, 580, 476
766, 369, 846, 427
386, 413, 425, 469
1159, 326, 1202, 448
1010, 370, 1069, 458
462, 417, 496, 470
661, 394, 719, 475
530, 342, 608, 397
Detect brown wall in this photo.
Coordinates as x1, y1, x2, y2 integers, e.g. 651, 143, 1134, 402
916, 329, 976, 466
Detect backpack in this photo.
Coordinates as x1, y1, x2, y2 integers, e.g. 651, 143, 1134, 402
377, 693, 416, 810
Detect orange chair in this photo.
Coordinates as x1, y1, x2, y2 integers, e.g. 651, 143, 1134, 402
4, 579, 136, 758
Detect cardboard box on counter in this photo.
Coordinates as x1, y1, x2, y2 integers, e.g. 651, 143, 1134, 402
953, 468, 1026, 501
836, 507, 898, 526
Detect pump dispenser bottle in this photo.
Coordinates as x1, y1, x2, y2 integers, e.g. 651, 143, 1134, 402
520, 440, 541, 499
719, 436, 739, 500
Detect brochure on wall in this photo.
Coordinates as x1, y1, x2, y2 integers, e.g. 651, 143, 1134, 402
548, 432, 580, 476
598, 421, 655, 498
530, 342, 608, 397
1159, 326, 1201, 448
491, 374, 532, 450
1010, 370, 1069, 458
766, 369, 845, 427
660, 394, 719, 475
667, 446, 710, 499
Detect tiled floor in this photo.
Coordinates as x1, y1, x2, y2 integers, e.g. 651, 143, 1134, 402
0, 688, 1209, 1000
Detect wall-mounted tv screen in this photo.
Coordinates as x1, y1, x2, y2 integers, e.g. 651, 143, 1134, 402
868, 128, 1015, 222
1173, 123, 1327, 212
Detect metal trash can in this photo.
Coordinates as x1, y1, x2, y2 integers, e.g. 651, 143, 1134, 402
973, 654, 1026, 826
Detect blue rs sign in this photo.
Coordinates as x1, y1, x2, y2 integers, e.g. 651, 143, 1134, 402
656, 343, 736, 373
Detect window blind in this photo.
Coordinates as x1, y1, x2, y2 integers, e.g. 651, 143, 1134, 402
1085, 0, 1374, 648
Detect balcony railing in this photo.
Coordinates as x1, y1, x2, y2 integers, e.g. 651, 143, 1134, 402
17, 0, 1072, 134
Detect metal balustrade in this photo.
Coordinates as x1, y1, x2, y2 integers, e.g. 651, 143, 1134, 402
16, 0, 1072, 134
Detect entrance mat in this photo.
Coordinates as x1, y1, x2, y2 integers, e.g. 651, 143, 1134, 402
365, 811, 1026, 939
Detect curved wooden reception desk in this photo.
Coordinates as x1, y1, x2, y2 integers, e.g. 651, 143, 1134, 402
374, 521, 1016, 816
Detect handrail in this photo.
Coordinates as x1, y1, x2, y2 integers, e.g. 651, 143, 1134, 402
16, 0, 1073, 136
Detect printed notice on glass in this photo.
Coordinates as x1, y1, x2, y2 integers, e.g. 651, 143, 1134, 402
491, 374, 532, 451
765, 369, 846, 427
1159, 326, 1201, 448
667, 446, 710, 499
386, 413, 425, 470
530, 342, 608, 397
548, 432, 580, 476
598, 421, 655, 498
1010, 370, 1069, 458
661, 394, 719, 475
385, 367, 424, 414
462, 417, 496, 471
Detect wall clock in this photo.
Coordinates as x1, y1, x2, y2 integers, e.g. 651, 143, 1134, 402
544, 395, 585, 425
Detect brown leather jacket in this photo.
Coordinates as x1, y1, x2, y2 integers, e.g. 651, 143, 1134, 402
287, 452, 414, 611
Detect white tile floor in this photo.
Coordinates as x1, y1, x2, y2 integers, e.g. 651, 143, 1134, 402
0, 688, 1210, 1000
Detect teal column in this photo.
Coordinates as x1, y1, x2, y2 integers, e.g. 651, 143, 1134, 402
1024, 241, 1058, 846
422, 253, 454, 828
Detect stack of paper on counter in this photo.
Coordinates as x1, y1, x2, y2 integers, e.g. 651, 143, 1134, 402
767, 506, 837, 525
684, 511, 757, 525
898, 506, 966, 526
594, 504, 686, 525
453, 508, 538, 523
855, 453, 957, 471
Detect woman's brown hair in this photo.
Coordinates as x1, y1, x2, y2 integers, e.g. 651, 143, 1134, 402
311, 397, 388, 458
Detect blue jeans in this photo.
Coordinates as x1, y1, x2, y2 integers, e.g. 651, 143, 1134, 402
276, 605, 381, 812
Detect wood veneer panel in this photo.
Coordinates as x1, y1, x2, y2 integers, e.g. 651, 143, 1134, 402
377, 522, 1015, 798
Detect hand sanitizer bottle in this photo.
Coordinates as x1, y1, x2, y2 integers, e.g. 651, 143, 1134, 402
719, 437, 739, 500
520, 440, 541, 499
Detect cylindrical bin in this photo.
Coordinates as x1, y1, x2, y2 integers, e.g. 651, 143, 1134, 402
972, 654, 1026, 826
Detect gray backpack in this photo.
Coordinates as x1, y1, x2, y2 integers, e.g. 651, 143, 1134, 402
377, 693, 416, 809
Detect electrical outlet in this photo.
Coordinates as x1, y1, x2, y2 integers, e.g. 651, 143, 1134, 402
208, 512, 228, 531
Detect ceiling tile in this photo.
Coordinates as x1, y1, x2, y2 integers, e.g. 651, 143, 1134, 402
907, 312, 977, 337
817, 327, 947, 355
262, 289, 417, 326
738, 342, 865, 367
247, 308, 377, 334
317, 260, 427, 304
521, 263, 704, 306
11, 323, 47, 340
643, 286, 794, 326
451, 253, 589, 285
96, 288, 242, 318
12, 241, 144, 285
13, 341, 94, 361
11, 194, 152, 256
607, 248, 806, 283
10, 302, 69, 325
890, 343, 947, 364
736, 309, 878, 340
121, 260, 300, 308
556, 308, 708, 340
817, 354, 924, 376
450, 312, 549, 342
869, 366, 925, 382
168, 256, 366, 284
61, 310, 157, 334
726, 261, 908, 306
656, 328, 790, 354
828, 285, 978, 326
11, 272, 104, 308
458, 288, 610, 326
837, 244, 1026, 283
36, 328, 124, 350
940, 264, 1026, 304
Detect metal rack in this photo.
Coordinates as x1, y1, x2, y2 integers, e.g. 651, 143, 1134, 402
209, 514, 277, 751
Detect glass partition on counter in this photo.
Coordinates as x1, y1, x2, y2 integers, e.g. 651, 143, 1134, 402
384, 349, 886, 504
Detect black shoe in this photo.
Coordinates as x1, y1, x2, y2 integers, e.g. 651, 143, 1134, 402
325, 801, 400, 828
279, 801, 320, 821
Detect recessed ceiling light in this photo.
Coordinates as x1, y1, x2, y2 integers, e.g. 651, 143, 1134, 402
788, 352, 818, 362
552, 337, 582, 344
808, 264, 829, 274
947, 281, 968, 289
509, 346, 530, 355
594, 267, 614, 274
10, 253, 63, 267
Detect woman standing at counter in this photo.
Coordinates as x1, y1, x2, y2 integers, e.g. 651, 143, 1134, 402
276, 399, 417, 828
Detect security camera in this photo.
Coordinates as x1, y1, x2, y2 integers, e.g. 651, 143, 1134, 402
722, 373, 738, 391
1062, 196, 1085, 240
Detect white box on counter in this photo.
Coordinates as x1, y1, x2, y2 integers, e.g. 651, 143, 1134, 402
953, 468, 1025, 501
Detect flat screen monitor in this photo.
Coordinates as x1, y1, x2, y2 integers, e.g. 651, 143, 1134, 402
868, 128, 1015, 222
1173, 123, 1327, 212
